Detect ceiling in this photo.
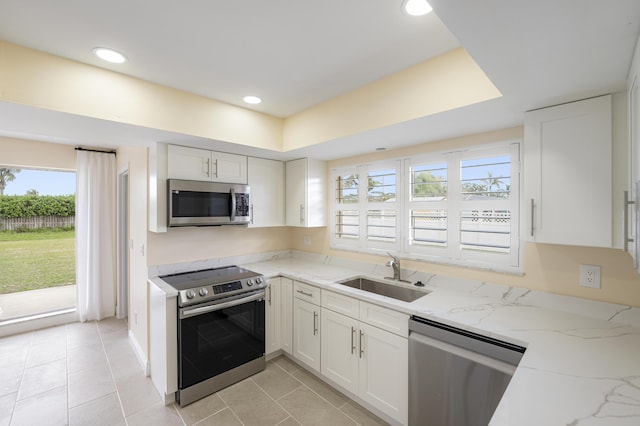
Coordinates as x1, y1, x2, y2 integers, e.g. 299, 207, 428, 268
0, 0, 639, 160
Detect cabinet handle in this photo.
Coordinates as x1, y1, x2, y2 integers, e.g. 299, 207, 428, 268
624, 190, 635, 252
296, 289, 313, 297
205, 158, 210, 177
268, 284, 272, 306
351, 327, 356, 354
530, 198, 535, 237
250, 204, 254, 225
359, 330, 364, 358
212, 159, 218, 177
300, 204, 305, 224
313, 311, 318, 336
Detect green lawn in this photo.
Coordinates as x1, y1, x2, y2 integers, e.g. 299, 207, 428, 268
0, 229, 75, 294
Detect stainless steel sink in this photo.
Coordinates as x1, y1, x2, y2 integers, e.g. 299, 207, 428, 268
337, 276, 430, 302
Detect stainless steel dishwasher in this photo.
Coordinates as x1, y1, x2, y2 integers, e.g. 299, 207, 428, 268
409, 316, 525, 426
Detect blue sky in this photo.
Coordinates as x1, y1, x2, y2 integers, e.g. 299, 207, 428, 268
2, 168, 76, 196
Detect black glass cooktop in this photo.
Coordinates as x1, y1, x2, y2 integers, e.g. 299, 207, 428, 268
160, 265, 261, 291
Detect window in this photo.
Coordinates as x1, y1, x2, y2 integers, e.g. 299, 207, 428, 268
332, 161, 401, 252
331, 143, 520, 271
0, 167, 77, 321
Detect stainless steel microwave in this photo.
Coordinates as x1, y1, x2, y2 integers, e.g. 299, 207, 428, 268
168, 179, 250, 227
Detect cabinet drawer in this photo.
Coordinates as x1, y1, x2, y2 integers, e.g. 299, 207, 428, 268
294, 281, 321, 305
321, 290, 359, 319
359, 302, 409, 337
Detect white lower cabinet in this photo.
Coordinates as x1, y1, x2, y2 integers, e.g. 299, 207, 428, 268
148, 279, 177, 404
321, 308, 359, 393
293, 294, 321, 371
320, 290, 408, 425
281, 277, 294, 355
358, 322, 408, 424
265, 278, 282, 355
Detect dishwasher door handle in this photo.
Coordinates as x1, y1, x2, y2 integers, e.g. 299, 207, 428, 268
409, 331, 517, 376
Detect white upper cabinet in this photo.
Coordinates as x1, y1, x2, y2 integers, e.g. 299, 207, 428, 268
626, 39, 640, 258
524, 95, 613, 247
285, 158, 327, 227
167, 145, 247, 184
247, 157, 285, 227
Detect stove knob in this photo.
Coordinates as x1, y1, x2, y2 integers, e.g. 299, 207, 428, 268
186, 290, 196, 300
256, 277, 263, 284
247, 279, 254, 286
199, 288, 209, 297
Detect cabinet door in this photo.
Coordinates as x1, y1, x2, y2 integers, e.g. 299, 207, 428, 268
524, 95, 612, 247
285, 158, 327, 227
280, 278, 294, 355
320, 308, 359, 394
358, 323, 408, 425
248, 157, 285, 227
286, 158, 307, 226
212, 151, 247, 184
167, 145, 212, 181
629, 75, 640, 258
265, 278, 282, 355
293, 297, 320, 371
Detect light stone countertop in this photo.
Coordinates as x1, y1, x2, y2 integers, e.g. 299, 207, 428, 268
241, 255, 640, 426
150, 250, 640, 425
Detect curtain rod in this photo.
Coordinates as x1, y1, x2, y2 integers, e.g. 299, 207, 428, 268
75, 147, 116, 155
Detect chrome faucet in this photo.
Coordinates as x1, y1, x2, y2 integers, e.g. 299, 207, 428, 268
385, 252, 406, 282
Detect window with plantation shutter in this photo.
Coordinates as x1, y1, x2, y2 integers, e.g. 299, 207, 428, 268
330, 141, 520, 272
331, 162, 401, 252
334, 173, 360, 241
408, 157, 449, 251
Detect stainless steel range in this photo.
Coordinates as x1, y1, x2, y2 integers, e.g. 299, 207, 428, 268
160, 265, 267, 406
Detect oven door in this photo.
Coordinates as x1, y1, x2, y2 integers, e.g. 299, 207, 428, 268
178, 290, 265, 390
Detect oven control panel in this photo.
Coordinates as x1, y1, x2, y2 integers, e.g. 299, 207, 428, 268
177, 275, 265, 307
213, 280, 242, 294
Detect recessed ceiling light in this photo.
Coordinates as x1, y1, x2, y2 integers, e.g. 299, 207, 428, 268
403, 0, 433, 16
243, 95, 262, 105
93, 47, 127, 64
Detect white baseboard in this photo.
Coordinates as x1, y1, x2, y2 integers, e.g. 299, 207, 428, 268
128, 329, 150, 376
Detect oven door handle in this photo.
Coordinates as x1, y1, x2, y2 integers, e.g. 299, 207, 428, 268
180, 291, 265, 319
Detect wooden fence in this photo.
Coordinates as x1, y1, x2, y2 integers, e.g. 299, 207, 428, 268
0, 216, 75, 231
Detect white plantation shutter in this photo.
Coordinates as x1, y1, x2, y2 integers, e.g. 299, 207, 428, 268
331, 161, 401, 252
330, 142, 520, 271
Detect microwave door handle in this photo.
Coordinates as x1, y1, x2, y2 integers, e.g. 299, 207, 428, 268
230, 188, 236, 221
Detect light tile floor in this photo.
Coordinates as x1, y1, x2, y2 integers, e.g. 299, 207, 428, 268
0, 318, 389, 426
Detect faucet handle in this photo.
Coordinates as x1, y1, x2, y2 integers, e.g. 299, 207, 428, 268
386, 251, 399, 262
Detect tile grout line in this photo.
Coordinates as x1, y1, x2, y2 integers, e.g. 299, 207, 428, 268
262, 356, 358, 426
214, 391, 247, 426
249, 376, 302, 424
94, 320, 130, 425
253, 358, 308, 424
278, 356, 380, 426
8, 330, 33, 426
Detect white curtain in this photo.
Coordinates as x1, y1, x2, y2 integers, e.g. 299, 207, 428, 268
76, 149, 117, 322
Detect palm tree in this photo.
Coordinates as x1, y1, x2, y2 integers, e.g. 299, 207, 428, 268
0, 168, 21, 195
482, 172, 504, 197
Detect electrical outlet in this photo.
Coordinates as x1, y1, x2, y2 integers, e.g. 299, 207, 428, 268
579, 265, 601, 289
303, 235, 311, 246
